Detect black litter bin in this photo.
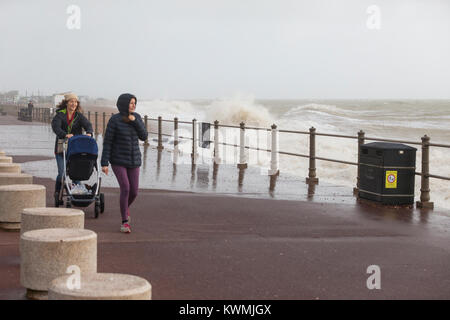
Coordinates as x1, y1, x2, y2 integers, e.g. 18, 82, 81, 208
359, 142, 417, 205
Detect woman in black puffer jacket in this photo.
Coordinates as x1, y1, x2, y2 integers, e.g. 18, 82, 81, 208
101, 93, 148, 233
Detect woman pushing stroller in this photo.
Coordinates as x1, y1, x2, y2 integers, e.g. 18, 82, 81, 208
51, 93, 93, 204
101, 93, 148, 233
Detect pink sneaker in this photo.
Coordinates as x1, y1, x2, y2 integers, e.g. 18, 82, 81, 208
120, 223, 131, 233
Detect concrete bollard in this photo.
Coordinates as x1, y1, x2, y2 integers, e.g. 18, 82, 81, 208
0, 184, 46, 230
0, 156, 12, 163
0, 173, 33, 186
21, 207, 84, 235
48, 273, 152, 300
0, 163, 21, 173
20, 228, 97, 300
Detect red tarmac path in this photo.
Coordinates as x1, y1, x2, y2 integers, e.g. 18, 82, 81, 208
0, 115, 449, 299
1, 172, 449, 299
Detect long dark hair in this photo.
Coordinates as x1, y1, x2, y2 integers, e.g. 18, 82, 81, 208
56, 99, 83, 113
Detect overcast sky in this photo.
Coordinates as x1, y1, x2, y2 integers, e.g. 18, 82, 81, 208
1, 0, 449, 99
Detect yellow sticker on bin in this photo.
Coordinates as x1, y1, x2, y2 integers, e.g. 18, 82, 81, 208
385, 171, 397, 189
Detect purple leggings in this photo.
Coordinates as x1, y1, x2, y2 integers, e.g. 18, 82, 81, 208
111, 165, 140, 222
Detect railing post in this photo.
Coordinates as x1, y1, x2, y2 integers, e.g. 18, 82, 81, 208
214, 120, 221, 164
269, 124, 279, 176
173, 117, 179, 148
417, 135, 434, 209
102, 112, 106, 135
144, 115, 149, 146
306, 127, 319, 184
157, 116, 164, 150
95, 112, 98, 135
354, 130, 365, 195
237, 122, 247, 169
191, 118, 198, 163
172, 117, 179, 168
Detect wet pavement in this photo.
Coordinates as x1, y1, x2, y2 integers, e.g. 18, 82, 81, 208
0, 120, 355, 205
1, 174, 449, 300
1, 115, 449, 300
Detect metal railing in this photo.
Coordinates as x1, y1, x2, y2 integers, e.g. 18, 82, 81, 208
143, 115, 449, 209
22, 107, 450, 209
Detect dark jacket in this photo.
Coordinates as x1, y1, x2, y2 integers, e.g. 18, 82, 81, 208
51, 108, 93, 154
100, 93, 148, 168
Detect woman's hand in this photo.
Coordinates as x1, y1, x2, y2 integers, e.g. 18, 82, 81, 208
85, 133, 92, 137
128, 114, 135, 121
102, 166, 109, 175
66, 134, 74, 139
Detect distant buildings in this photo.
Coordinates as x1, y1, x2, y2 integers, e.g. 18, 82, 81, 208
0, 90, 19, 104
0, 90, 91, 107
1, 90, 99, 108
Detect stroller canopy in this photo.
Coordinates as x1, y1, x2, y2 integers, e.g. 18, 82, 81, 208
67, 135, 98, 158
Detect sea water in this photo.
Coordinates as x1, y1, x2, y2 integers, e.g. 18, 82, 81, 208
138, 97, 450, 209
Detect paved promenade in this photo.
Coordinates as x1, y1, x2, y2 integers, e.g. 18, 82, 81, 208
0, 115, 449, 299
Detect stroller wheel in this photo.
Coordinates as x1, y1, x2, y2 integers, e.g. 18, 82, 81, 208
100, 193, 105, 213
94, 202, 100, 219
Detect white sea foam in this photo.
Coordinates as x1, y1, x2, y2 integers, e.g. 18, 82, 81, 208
138, 98, 450, 210
204, 97, 273, 127
139, 96, 274, 127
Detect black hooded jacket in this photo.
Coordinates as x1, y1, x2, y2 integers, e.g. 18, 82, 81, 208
100, 93, 148, 168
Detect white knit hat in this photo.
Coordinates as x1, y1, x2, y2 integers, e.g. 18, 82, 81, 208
64, 93, 79, 101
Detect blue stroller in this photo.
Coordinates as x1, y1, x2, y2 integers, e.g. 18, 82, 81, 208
55, 135, 105, 218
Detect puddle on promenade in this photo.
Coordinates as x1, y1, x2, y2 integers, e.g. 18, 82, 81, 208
0, 124, 357, 204
3, 124, 450, 232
